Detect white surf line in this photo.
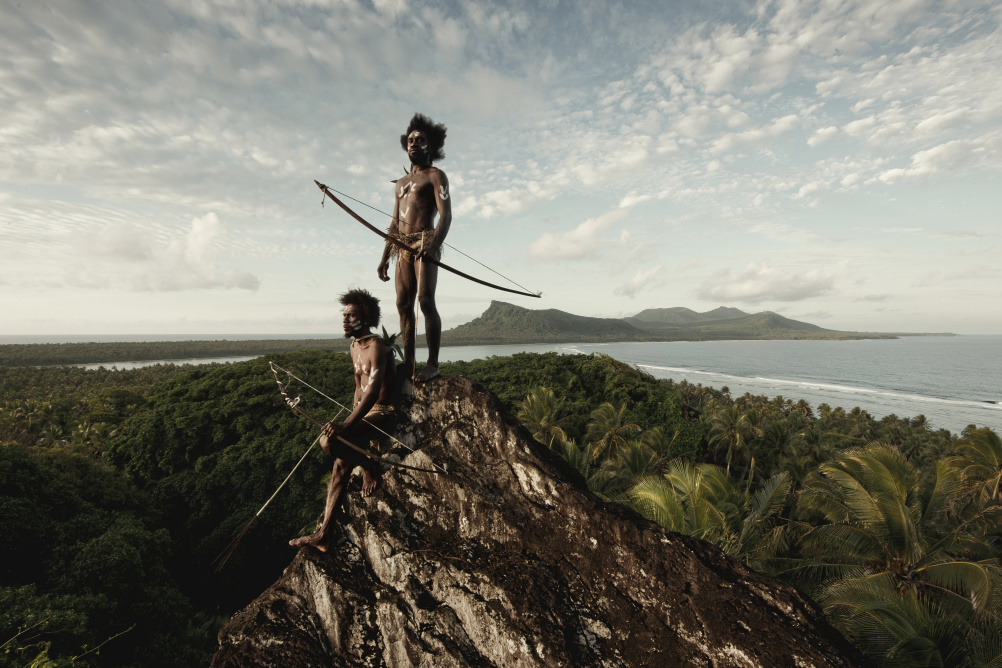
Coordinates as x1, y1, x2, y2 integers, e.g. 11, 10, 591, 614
635, 364, 1000, 411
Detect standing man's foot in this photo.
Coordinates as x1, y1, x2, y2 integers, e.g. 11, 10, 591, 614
414, 363, 440, 382
289, 532, 331, 552
360, 469, 382, 497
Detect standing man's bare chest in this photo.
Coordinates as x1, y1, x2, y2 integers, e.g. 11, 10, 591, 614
396, 173, 437, 230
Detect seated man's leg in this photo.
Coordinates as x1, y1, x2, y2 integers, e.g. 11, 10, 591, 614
339, 410, 395, 497
289, 457, 350, 551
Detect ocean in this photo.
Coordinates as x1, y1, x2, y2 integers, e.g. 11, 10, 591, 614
424, 337, 1002, 436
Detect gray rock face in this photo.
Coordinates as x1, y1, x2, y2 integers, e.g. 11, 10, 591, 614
213, 376, 866, 667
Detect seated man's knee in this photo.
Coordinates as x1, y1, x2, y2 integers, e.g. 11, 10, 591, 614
319, 435, 332, 455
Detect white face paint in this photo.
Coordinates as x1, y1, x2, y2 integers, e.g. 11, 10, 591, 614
439, 185, 449, 200
401, 205, 410, 218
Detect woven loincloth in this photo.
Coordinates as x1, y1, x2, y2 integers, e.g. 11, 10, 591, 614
390, 232, 442, 263
366, 403, 396, 418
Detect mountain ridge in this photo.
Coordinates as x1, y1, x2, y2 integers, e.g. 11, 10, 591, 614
439, 301, 892, 346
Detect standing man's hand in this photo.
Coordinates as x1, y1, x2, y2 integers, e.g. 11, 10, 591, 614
377, 260, 390, 282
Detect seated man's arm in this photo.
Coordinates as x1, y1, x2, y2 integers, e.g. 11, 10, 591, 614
337, 345, 386, 432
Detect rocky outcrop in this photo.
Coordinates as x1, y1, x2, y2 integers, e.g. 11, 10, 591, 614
213, 376, 866, 667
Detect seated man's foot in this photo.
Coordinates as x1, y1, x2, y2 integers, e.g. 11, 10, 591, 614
360, 468, 382, 497
413, 363, 440, 382
289, 532, 331, 552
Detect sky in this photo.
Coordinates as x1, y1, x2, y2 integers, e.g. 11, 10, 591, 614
2, 0, 1000, 338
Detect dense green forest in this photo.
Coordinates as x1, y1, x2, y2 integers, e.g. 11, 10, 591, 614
2, 353, 999, 666
0, 339, 350, 368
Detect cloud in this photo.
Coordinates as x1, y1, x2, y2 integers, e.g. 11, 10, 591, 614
80, 222, 152, 261
131, 213, 260, 291
697, 261, 837, 303
709, 114, 799, 154
528, 209, 629, 261
619, 193, 654, 208
877, 139, 982, 183
808, 126, 838, 146
614, 264, 665, 297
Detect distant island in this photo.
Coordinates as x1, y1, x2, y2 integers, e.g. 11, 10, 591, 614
0, 302, 953, 367
438, 301, 953, 346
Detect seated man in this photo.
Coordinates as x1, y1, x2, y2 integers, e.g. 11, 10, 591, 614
290, 288, 397, 552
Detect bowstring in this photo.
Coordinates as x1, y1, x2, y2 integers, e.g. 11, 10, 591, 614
269, 361, 446, 474
415, 231, 424, 380
323, 185, 538, 296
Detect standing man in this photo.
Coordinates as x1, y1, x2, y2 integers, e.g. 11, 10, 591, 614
289, 288, 396, 552
377, 113, 451, 382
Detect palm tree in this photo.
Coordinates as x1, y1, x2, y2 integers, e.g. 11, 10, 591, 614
629, 459, 724, 539
597, 438, 663, 495
640, 426, 679, 460
797, 424, 826, 461
585, 402, 640, 462
794, 444, 1002, 667
555, 436, 622, 501
516, 387, 570, 449
950, 427, 1002, 505
706, 406, 761, 477
761, 421, 795, 473
629, 460, 791, 570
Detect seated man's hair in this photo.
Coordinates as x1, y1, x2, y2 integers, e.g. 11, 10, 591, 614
339, 288, 380, 328
400, 113, 447, 163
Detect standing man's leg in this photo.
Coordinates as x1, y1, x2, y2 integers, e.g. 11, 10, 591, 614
395, 255, 418, 370
415, 261, 441, 381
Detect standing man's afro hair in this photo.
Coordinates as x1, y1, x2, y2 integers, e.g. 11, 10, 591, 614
400, 113, 447, 163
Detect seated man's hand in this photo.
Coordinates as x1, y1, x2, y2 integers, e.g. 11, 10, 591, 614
321, 421, 346, 438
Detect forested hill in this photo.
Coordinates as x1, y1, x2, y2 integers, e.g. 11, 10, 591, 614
627, 306, 753, 325
440, 301, 893, 345
440, 300, 644, 345
625, 309, 832, 337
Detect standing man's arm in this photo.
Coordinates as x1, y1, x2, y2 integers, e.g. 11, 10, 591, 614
420, 171, 451, 258
377, 187, 402, 282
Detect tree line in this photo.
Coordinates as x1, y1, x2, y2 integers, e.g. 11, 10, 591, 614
0, 339, 349, 368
